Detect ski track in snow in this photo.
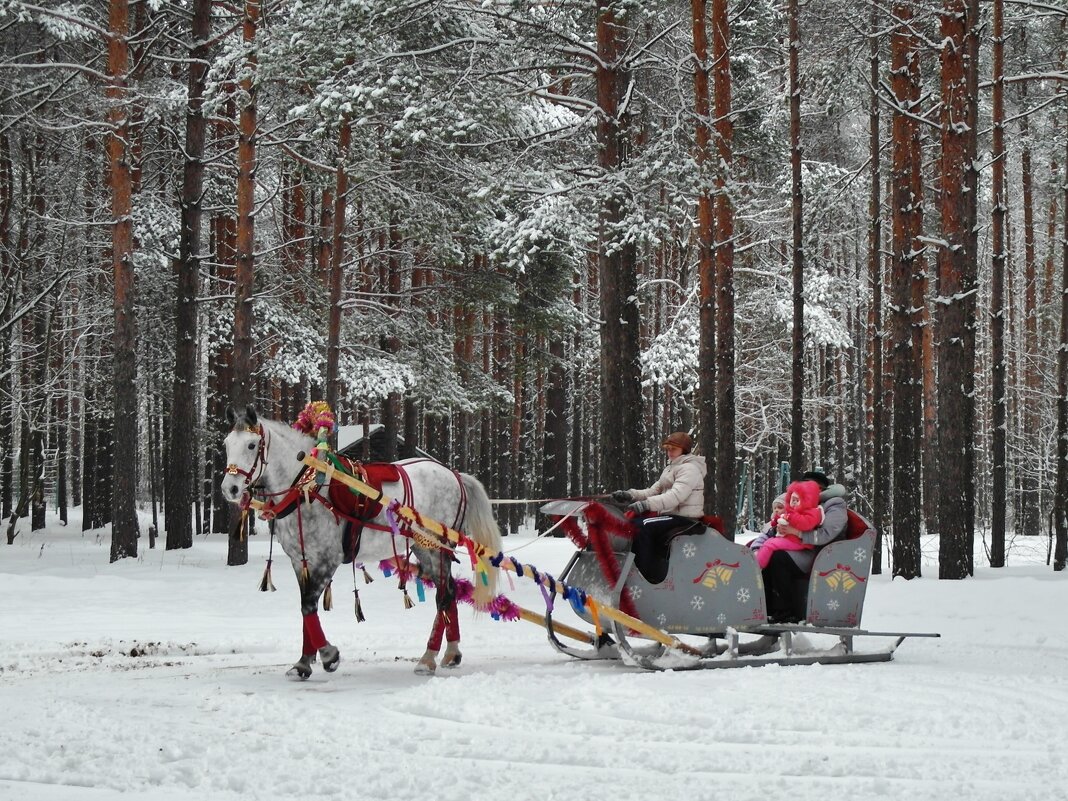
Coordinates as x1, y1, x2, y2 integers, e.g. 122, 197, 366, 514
0, 517, 1064, 801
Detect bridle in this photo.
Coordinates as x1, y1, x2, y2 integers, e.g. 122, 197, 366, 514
226, 424, 271, 494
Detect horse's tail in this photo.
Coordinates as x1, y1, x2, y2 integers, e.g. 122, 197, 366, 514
460, 473, 503, 606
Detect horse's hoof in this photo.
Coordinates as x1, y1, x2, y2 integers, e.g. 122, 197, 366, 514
441, 647, 462, 669
320, 645, 340, 673
286, 663, 312, 681
414, 655, 437, 676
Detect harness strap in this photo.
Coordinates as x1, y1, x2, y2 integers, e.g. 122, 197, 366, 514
451, 469, 468, 532
226, 424, 270, 486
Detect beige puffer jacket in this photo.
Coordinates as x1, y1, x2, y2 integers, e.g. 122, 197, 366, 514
627, 454, 707, 517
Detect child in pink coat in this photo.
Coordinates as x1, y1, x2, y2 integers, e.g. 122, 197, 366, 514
754, 480, 823, 569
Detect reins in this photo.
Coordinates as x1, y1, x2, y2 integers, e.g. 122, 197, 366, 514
489, 494, 612, 505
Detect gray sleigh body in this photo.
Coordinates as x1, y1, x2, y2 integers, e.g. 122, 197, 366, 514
540, 501, 936, 670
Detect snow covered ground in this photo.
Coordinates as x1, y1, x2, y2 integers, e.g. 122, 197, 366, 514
1, 511, 1064, 801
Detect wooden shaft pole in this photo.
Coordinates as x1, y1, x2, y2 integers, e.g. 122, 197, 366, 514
516, 608, 596, 646
299, 453, 702, 656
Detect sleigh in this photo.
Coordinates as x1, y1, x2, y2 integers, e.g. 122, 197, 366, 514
242, 425, 937, 675
538, 500, 939, 670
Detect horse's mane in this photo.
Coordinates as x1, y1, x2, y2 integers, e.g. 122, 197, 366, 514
260, 414, 311, 445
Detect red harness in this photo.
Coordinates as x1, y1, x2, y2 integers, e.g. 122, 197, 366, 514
329, 461, 402, 522
227, 425, 270, 488
253, 457, 401, 526
251, 456, 467, 542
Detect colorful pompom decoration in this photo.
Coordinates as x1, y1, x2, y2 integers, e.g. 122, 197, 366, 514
292, 401, 337, 436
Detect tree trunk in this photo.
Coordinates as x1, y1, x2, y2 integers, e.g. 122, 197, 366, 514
1018, 71, 1041, 541
692, 0, 718, 514
147, 389, 160, 548
962, 0, 980, 575
920, 257, 936, 528
209, 214, 235, 534
570, 275, 584, 497
543, 337, 569, 516
868, 0, 887, 574
935, 0, 976, 579
494, 312, 511, 532
990, 0, 1007, 568
509, 335, 526, 531
30, 306, 47, 532
55, 382, 68, 526
402, 397, 419, 460
788, 0, 805, 475
889, 1, 922, 579
1054, 100, 1068, 572
596, 2, 643, 491
108, 0, 139, 562
231, 0, 258, 414
0, 132, 11, 520
166, 0, 210, 551
711, 0, 735, 539
380, 210, 402, 463
326, 118, 350, 412
228, 0, 260, 567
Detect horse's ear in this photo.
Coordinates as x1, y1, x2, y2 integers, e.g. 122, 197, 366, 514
225, 406, 236, 429
244, 404, 258, 427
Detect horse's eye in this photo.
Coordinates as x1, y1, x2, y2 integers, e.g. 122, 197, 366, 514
247, 443, 256, 450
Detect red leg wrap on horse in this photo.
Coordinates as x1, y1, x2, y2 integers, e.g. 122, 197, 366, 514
445, 599, 460, 643
303, 612, 328, 654
427, 612, 446, 652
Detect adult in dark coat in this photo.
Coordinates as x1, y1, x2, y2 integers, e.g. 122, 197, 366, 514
748, 471, 848, 622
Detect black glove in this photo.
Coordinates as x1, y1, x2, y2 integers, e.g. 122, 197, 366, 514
611, 490, 632, 502
626, 500, 649, 514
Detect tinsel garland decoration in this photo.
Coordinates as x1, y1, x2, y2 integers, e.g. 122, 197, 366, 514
559, 503, 640, 619
379, 560, 521, 621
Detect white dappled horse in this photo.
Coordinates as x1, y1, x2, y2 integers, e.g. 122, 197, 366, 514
220, 405, 502, 679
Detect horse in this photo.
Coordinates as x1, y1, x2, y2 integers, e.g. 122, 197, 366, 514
219, 404, 503, 680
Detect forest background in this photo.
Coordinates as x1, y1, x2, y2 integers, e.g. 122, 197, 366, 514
1, 0, 1066, 579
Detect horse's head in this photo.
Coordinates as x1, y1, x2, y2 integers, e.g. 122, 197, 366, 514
220, 404, 266, 504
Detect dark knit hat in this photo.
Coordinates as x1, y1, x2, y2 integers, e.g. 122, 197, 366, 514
800, 470, 831, 489
661, 432, 693, 454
